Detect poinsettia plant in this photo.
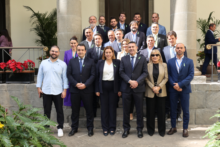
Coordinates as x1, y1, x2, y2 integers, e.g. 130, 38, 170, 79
0, 62, 6, 71
5, 59, 35, 72
217, 61, 220, 69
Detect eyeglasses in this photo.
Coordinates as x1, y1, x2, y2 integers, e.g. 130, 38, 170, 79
51, 50, 59, 53
151, 54, 160, 57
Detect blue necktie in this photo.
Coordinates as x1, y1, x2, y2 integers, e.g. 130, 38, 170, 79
79, 58, 83, 73
118, 43, 121, 51
131, 56, 134, 70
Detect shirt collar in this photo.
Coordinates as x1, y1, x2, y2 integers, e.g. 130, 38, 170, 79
176, 55, 184, 61
209, 29, 214, 34
120, 22, 125, 26
90, 26, 97, 31
170, 44, 176, 48
86, 39, 92, 43
99, 24, 105, 27
96, 45, 102, 48
48, 58, 59, 62
78, 56, 85, 60
130, 54, 137, 58
153, 33, 158, 37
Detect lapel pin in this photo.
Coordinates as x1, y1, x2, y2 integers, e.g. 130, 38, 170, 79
114, 64, 116, 67
184, 63, 185, 67
83, 65, 85, 67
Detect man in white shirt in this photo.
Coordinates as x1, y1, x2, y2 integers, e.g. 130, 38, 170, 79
104, 30, 116, 47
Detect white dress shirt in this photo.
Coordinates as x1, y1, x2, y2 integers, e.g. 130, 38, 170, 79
170, 44, 176, 58
102, 61, 114, 81
153, 33, 159, 47
86, 39, 93, 48
176, 55, 184, 73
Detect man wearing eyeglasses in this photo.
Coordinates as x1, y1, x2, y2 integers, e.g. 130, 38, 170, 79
139, 35, 161, 63
36, 45, 68, 137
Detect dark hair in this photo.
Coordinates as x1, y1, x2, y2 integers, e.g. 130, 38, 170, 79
77, 43, 86, 50
128, 41, 137, 45
51, 45, 60, 51
209, 23, 216, 28
99, 15, 105, 19
0, 29, 12, 42
167, 31, 177, 38
102, 46, 116, 60
133, 13, 141, 17
110, 17, 117, 22
85, 28, 93, 32
94, 33, 103, 40
119, 12, 126, 17
70, 36, 78, 41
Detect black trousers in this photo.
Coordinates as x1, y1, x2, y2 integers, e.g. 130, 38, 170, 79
43, 94, 64, 129
130, 97, 135, 113
146, 96, 166, 136
122, 91, 144, 131
71, 92, 94, 130
202, 53, 217, 75
100, 81, 117, 131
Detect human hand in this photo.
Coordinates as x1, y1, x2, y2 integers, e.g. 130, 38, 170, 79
118, 92, 122, 97
129, 80, 138, 89
96, 92, 100, 96
37, 88, 43, 98
61, 90, 67, 98
78, 84, 86, 90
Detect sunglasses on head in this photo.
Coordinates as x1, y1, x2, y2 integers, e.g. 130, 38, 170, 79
151, 54, 160, 57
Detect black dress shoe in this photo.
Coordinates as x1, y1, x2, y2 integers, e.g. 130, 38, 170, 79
88, 129, 94, 137
137, 130, 143, 138
103, 131, 108, 136
110, 131, 115, 136
68, 129, 78, 136
122, 130, 129, 138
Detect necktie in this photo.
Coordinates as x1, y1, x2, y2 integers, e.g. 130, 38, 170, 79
79, 58, 83, 73
100, 25, 104, 30
96, 47, 100, 58
118, 43, 121, 51
155, 35, 158, 47
131, 56, 134, 70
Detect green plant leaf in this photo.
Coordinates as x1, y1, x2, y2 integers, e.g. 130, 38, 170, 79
0, 134, 13, 147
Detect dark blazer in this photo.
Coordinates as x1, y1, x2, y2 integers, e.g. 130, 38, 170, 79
117, 23, 131, 35
80, 40, 95, 51
67, 57, 95, 93
119, 54, 148, 93
95, 59, 121, 93
82, 26, 107, 43
204, 30, 219, 54
163, 46, 187, 63
138, 22, 147, 36
148, 34, 167, 50
86, 46, 118, 64
124, 31, 146, 50
167, 56, 194, 93
138, 47, 161, 62
101, 26, 111, 43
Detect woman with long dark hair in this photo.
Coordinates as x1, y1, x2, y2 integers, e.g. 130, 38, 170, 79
0, 29, 12, 62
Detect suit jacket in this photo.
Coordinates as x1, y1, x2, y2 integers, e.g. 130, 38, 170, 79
138, 22, 147, 36
117, 22, 130, 35
204, 30, 219, 54
148, 34, 167, 50
167, 56, 194, 93
99, 25, 111, 43
163, 46, 187, 63
86, 46, 117, 64
104, 40, 116, 47
138, 47, 161, 62
119, 54, 148, 93
111, 41, 121, 52
95, 59, 121, 93
67, 57, 95, 93
80, 40, 95, 51
64, 49, 78, 66
124, 31, 146, 50
82, 26, 107, 43
146, 24, 166, 36
145, 63, 168, 98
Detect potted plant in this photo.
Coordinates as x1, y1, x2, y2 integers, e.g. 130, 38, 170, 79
5, 59, 35, 83
0, 96, 66, 147
0, 62, 6, 83
197, 11, 220, 73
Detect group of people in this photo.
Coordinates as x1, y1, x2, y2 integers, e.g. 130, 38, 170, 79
36, 11, 220, 139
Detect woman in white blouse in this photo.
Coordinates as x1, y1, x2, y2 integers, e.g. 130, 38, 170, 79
117, 38, 130, 60
95, 46, 121, 136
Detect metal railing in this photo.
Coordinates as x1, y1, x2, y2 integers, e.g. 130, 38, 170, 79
0, 46, 46, 68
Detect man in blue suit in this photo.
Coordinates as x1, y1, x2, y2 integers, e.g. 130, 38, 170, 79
167, 43, 194, 138
202, 23, 220, 75
120, 41, 148, 138
67, 44, 95, 137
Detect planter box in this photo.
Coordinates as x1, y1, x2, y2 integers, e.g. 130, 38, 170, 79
5, 70, 35, 84
200, 65, 217, 74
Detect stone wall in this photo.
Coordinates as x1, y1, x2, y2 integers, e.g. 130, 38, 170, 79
0, 83, 219, 126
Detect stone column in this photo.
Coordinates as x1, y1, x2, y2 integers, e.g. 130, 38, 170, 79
170, 0, 201, 76
57, 0, 82, 60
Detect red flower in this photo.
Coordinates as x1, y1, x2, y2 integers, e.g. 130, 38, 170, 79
0, 62, 6, 70
217, 61, 220, 68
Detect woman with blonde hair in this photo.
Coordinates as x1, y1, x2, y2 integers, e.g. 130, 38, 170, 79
145, 49, 168, 137
117, 38, 130, 60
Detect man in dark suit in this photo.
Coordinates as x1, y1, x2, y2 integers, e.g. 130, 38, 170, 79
104, 30, 116, 47
133, 13, 147, 36
67, 44, 95, 137
111, 29, 124, 52
124, 21, 146, 51
139, 35, 161, 62
82, 16, 106, 44
149, 22, 167, 50
110, 17, 118, 32
120, 41, 148, 138
117, 12, 130, 35
99, 15, 110, 42
202, 23, 220, 76
167, 43, 194, 138
163, 31, 187, 121
80, 28, 95, 50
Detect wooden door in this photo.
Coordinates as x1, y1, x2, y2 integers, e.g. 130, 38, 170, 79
105, 0, 148, 27
0, 0, 6, 30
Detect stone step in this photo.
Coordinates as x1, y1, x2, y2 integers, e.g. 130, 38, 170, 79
68, 115, 186, 129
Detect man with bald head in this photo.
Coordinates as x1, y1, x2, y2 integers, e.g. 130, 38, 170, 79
167, 43, 194, 138
82, 15, 106, 43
